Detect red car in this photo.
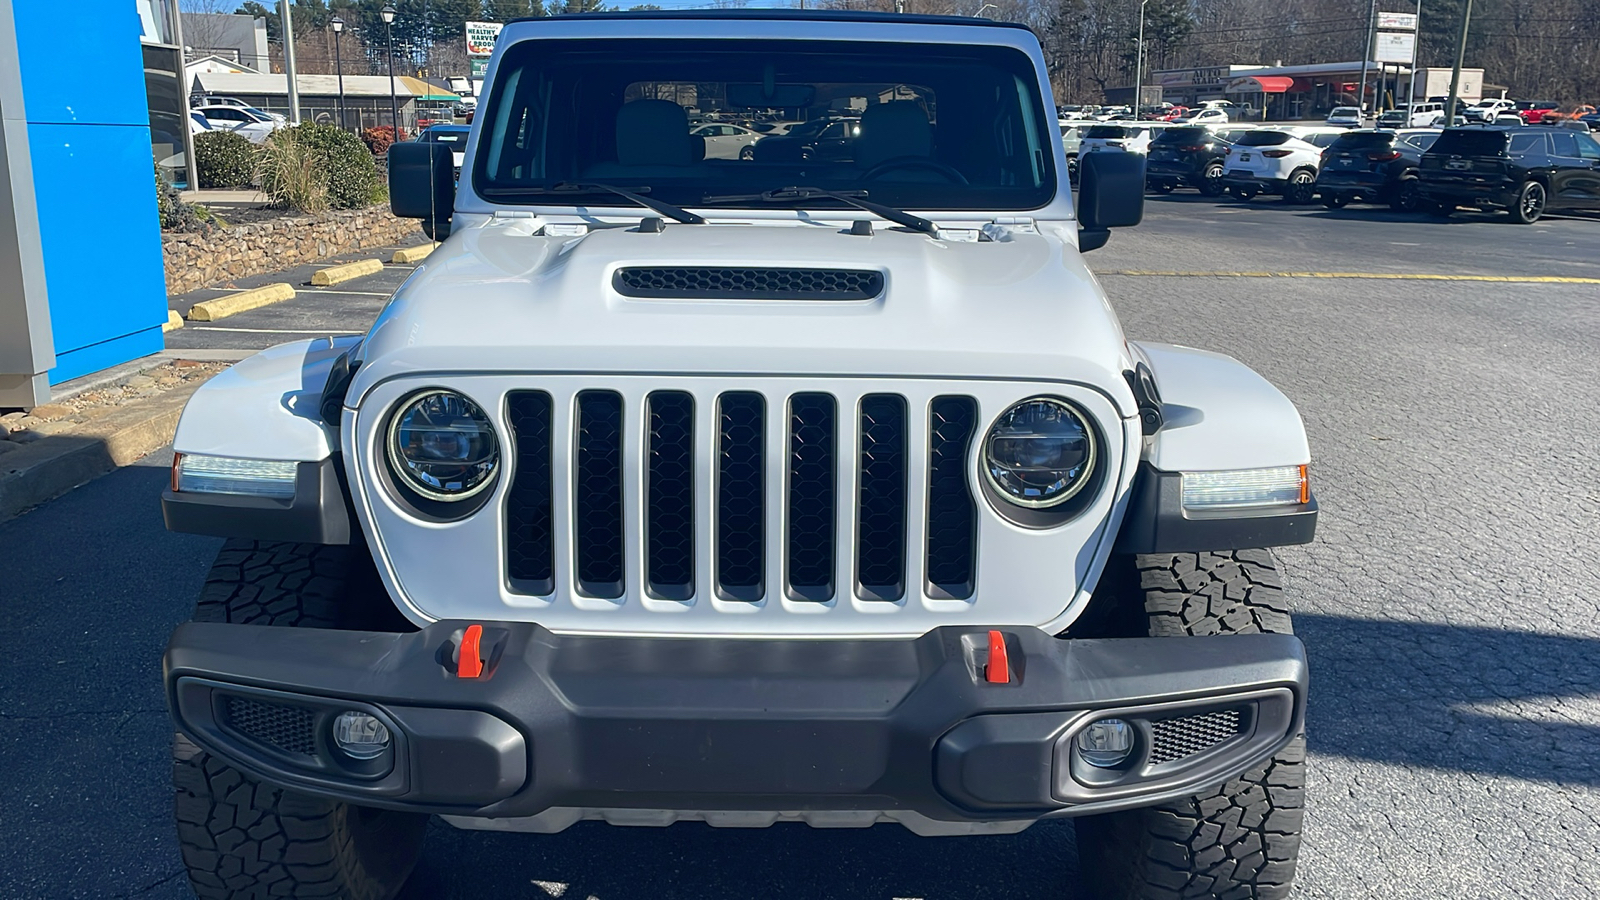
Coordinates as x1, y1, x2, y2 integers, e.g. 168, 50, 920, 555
1519, 100, 1560, 123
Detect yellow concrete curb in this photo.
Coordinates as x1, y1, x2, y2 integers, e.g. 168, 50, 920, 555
187, 283, 296, 322
1103, 270, 1600, 284
311, 258, 384, 285
391, 243, 438, 264
163, 310, 184, 332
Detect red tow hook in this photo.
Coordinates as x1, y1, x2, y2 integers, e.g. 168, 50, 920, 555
985, 630, 1010, 684
457, 624, 485, 679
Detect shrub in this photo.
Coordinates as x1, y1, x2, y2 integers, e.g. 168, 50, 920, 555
256, 131, 329, 214
194, 130, 257, 189
360, 125, 408, 156
155, 165, 214, 233
257, 124, 381, 212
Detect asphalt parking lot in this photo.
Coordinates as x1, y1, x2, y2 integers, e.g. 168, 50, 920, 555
2, 198, 1598, 899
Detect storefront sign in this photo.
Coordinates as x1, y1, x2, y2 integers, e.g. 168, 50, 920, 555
1375, 32, 1416, 63
466, 21, 503, 57
1377, 12, 1417, 30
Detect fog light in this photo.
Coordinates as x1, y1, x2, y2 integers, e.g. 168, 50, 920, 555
332, 711, 391, 760
1076, 718, 1134, 768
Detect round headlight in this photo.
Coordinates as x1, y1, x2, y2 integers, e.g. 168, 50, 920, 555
386, 390, 500, 501
983, 398, 1097, 508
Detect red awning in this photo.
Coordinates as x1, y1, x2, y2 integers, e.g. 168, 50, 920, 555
1226, 76, 1297, 94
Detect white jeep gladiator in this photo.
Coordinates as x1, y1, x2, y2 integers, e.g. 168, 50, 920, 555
161, 11, 1317, 899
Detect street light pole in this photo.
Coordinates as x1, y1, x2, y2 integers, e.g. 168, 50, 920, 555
381, 5, 400, 137
280, 0, 301, 124
1356, 0, 1376, 122
1134, 0, 1151, 116
1445, 0, 1473, 121
974, 4, 997, 17
331, 16, 346, 130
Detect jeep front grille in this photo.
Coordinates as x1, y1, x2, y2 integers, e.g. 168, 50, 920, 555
503, 389, 980, 605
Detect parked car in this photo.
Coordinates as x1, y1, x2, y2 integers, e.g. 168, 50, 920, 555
1417, 125, 1600, 223
691, 122, 764, 159
417, 124, 471, 176
1517, 100, 1560, 124
1145, 125, 1232, 195
1221, 128, 1340, 203
1078, 122, 1168, 155
1315, 128, 1439, 211
1325, 106, 1363, 127
753, 116, 861, 161
1580, 111, 1600, 130
163, 12, 1317, 900
1059, 119, 1099, 181
1176, 107, 1231, 126
1463, 98, 1515, 122
188, 111, 212, 136
194, 104, 281, 143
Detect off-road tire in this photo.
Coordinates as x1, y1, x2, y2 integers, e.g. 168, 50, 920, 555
1074, 550, 1306, 900
174, 540, 425, 900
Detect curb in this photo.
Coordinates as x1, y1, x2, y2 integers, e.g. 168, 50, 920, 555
392, 244, 437, 264
188, 283, 295, 322
0, 382, 203, 522
163, 310, 183, 332
312, 258, 384, 285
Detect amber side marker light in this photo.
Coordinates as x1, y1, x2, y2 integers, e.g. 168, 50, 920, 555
1181, 465, 1309, 511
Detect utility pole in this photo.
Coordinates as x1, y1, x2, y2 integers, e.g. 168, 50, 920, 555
1134, 0, 1151, 116
280, 0, 301, 124
1355, 0, 1376, 122
1409, 0, 1423, 104
1445, 0, 1472, 121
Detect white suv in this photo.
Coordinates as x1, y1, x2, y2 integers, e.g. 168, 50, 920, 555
160, 13, 1316, 900
1078, 121, 1169, 155
1222, 127, 1345, 202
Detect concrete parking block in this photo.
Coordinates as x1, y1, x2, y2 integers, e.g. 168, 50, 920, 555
187, 283, 295, 322
163, 310, 183, 332
311, 258, 384, 285
392, 243, 438, 264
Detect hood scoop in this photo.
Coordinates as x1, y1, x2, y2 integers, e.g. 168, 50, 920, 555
613, 266, 884, 301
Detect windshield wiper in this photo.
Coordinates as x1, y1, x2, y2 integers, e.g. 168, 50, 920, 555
700, 186, 938, 236
480, 182, 705, 224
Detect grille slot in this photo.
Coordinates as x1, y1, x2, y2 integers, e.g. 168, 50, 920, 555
1150, 709, 1246, 765
574, 390, 624, 598
787, 393, 837, 601
646, 391, 695, 600
223, 695, 316, 757
614, 267, 884, 301
716, 392, 765, 601
506, 391, 554, 595
856, 395, 907, 601
926, 397, 978, 599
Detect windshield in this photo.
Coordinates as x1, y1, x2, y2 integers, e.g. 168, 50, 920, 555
1331, 107, 1359, 116
473, 38, 1055, 211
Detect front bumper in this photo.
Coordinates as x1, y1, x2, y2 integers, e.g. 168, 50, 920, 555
166, 622, 1307, 826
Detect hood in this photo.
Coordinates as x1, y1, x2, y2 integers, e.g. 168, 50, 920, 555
351, 219, 1137, 417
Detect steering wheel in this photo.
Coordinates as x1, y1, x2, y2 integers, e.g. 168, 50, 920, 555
859, 156, 970, 185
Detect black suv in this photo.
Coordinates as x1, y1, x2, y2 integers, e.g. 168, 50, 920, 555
1316, 129, 1438, 211
1418, 126, 1600, 223
1145, 126, 1232, 195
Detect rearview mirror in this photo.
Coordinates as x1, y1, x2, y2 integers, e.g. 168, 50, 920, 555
389, 140, 455, 240
1075, 151, 1145, 252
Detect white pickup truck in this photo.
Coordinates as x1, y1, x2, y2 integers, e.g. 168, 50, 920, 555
161, 11, 1316, 900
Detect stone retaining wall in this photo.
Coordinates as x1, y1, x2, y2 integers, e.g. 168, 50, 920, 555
162, 207, 422, 295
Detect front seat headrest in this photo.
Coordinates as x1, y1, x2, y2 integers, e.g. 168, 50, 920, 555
616, 100, 694, 167
855, 102, 933, 168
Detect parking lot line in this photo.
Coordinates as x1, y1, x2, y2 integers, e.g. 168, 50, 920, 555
1104, 271, 1600, 284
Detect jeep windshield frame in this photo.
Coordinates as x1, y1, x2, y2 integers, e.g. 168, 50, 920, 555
470, 37, 1058, 213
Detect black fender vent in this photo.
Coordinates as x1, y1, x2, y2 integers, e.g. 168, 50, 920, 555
506, 391, 554, 595
223, 695, 316, 757
647, 391, 695, 600
614, 267, 884, 300
856, 394, 907, 601
716, 392, 765, 601
1150, 708, 1246, 765
926, 396, 978, 599
787, 393, 837, 601
574, 390, 624, 598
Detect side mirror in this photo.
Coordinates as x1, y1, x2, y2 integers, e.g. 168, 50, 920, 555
389, 140, 455, 241
1074, 151, 1145, 252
